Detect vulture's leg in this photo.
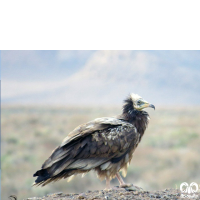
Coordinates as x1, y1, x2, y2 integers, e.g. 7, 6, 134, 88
116, 172, 126, 185
105, 177, 111, 190
105, 176, 124, 191
116, 172, 142, 191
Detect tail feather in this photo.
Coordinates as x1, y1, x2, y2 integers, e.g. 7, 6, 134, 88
33, 168, 49, 177
33, 169, 74, 186
33, 136, 93, 187
33, 168, 50, 186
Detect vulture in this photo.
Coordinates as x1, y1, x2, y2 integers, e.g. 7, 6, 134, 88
33, 93, 155, 190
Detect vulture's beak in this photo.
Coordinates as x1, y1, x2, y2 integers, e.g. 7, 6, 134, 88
138, 100, 155, 110
148, 104, 155, 110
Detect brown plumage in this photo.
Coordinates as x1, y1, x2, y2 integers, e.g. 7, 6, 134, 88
33, 93, 155, 189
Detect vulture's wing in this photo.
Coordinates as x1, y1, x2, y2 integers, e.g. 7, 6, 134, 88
61, 117, 128, 146
33, 117, 139, 186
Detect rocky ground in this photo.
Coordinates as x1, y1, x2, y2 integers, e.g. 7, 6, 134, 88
25, 188, 200, 200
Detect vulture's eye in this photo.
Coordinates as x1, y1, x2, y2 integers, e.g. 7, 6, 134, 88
137, 100, 142, 105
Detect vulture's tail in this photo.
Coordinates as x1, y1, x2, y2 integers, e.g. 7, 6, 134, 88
33, 168, 50, 186
33, 168, 74, 187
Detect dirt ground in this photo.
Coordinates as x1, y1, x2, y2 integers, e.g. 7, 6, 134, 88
25, 188, 200, 200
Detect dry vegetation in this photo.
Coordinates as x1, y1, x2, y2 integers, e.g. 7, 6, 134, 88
2, 105, 200, 200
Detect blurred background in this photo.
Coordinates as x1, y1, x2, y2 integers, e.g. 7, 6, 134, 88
1, 50, 200, 199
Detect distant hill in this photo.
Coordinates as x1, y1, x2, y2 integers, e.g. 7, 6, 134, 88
2, 50, 200, 105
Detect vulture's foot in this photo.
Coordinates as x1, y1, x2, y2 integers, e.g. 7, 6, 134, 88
104, 186, 126, 191
118, 184, 143, 191
115, 172, 143, 191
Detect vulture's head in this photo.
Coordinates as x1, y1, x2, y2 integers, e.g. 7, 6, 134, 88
123, 93, 155, 114
130, 93, 155, 110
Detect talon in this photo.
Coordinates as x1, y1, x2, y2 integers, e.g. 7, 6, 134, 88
125, 185, 143, 191
119, 184, 133, 188
112, 186, 126, 191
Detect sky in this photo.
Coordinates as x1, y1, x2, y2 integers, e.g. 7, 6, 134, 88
1, 50, 200, 106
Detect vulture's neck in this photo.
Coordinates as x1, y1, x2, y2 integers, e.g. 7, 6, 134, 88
118, 100, 149, 138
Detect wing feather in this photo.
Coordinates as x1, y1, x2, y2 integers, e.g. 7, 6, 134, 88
60, 117, 129, 147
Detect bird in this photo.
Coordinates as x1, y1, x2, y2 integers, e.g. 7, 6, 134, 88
33, 93, 155, 190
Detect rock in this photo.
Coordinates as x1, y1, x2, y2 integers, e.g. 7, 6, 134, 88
54, 192, 63, 195
99, 191, 104, 195
133, 191, 139, 195
78, 193, 86, 199
26, 188, 200, 200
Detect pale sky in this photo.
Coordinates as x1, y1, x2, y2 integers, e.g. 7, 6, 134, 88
1, 50, 200, 105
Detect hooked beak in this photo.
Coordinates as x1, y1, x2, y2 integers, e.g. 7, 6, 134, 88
148, 104, 155, 110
